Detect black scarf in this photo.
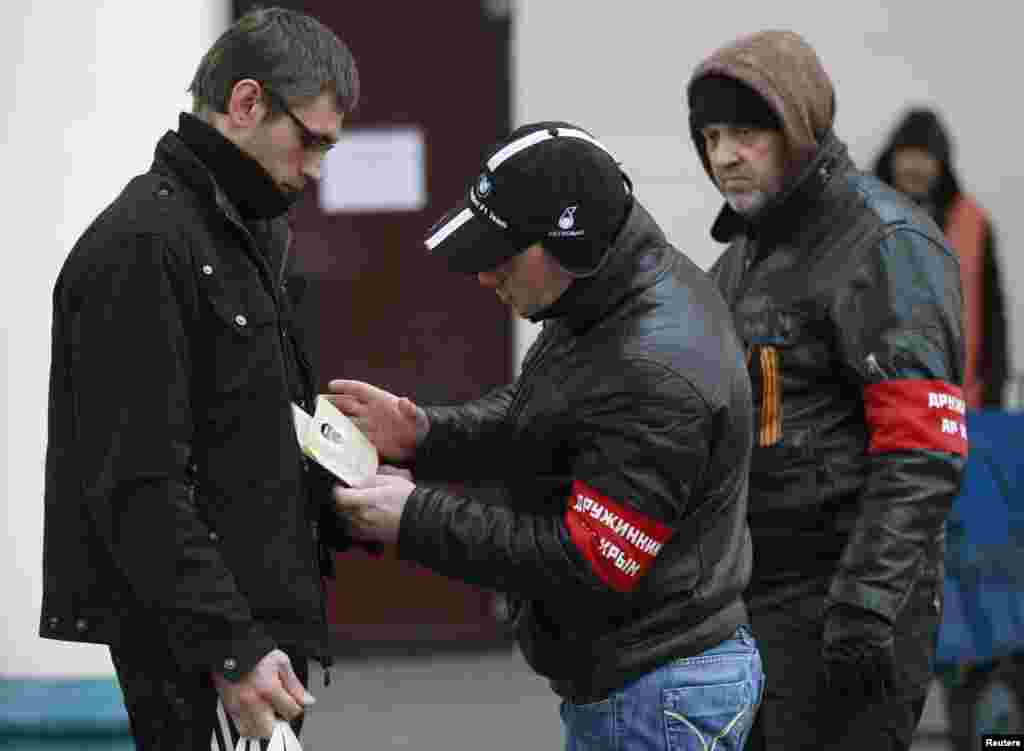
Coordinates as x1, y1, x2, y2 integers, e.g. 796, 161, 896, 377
177, 112, 294, 221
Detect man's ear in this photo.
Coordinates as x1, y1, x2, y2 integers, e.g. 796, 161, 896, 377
225, 78, 267, 128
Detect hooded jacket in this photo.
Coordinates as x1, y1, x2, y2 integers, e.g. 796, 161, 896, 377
686, 31, 967, 623
874, 109, 1009, 408
398, 200, 754, 701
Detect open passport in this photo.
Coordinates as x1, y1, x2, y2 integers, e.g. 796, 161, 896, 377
291, 396, 378, 488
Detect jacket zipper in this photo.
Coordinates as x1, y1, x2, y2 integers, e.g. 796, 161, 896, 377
220, 205, 333, 687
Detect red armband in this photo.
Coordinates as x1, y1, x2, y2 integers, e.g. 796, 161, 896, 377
864, 379, 968, 456
564, 480, 674, 593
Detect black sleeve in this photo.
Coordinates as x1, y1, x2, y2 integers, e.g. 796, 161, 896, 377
416, 324, 564, 481
827, 227, 967, 623
68, 233, 274, 676
413, 384, 517, 481
397, 362, 711, 602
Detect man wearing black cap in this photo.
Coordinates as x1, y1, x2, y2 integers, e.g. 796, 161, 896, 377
330, 121, 763, 749
685, 31, 967, 750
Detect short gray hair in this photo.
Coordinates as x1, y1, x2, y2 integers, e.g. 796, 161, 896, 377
188, 7, 359, 117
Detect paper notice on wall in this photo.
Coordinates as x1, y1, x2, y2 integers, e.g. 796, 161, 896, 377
318, 126, 426, 213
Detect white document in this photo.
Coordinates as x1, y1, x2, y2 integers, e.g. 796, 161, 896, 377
318, 126, 426, 213
292, 396, 378, 488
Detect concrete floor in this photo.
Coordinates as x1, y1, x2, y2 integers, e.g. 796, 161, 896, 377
301, 647, 559, 750
297, 647, 956, 750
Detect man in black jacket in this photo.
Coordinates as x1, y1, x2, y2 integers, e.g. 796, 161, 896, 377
330, 121, 762, 750
685, 31, 967, 750
40, 8, 359, 746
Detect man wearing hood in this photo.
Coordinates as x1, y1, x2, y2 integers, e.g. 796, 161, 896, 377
875, 107, 1010, 410
685, 31, 967, 750
329, 121, 763, 750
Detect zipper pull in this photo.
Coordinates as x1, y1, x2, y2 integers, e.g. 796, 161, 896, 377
321, 653, 333, 688
865, 353, 890, 381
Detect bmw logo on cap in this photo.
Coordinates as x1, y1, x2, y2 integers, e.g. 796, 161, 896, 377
476, 173, 493, 197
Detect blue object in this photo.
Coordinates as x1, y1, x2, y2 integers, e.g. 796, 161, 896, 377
936, 410, 1024, 665
0, 677, 132, 747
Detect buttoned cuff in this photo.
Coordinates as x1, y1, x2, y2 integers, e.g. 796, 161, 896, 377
164, 617, 277, 681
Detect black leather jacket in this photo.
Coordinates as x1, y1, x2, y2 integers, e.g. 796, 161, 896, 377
40, 131, 345, 679
708, 133, 967, 620
399, 202, 754, 699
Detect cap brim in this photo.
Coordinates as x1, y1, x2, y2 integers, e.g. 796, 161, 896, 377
423, 199, 523, 273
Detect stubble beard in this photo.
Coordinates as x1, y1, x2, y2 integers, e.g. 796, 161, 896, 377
724, 189, 769, 217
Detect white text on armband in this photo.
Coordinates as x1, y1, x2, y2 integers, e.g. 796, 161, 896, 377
597, 537, 643, 577
573, 495, 664, 556
928, 391, 966, 415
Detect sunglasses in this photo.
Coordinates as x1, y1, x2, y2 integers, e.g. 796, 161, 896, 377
264, 89, 336, 154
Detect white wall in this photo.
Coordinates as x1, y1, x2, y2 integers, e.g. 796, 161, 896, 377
513, 2, 1024, 375
1, 0, 228, 678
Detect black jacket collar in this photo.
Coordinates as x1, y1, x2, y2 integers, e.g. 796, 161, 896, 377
154, 124, 291, 283
533, 200, 673, 335
170, 113, 293, 221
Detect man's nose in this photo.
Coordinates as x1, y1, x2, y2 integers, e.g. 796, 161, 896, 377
709, 139, 739, 168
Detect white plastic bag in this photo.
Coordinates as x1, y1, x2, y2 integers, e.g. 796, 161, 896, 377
211, 699, 304, 750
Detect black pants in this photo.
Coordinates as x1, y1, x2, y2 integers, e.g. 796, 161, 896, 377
110, 641, 308, 750
943, 652, 1024, 751
744, 580, 940, 750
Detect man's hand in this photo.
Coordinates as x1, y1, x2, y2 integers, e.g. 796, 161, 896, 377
821, 603, 897, 707
325, 380, 428, 463
211, 649, 315, 739
333, 467, 415, 545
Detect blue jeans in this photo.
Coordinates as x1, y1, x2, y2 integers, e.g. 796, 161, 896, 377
559, 626, 764, 750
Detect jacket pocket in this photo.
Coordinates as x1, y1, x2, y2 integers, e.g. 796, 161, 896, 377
748, 438, 821, 514
196, 266, 280, 398
738, 306, 825, 449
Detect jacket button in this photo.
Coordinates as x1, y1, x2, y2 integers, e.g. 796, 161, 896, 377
234, 314, 247, 327
223, 658, 237, 671
209, 531, 219, 542
157, 187, 171, 198
202, 265, 214, 276
48, 616, 60, 628
75, 618, 88, 633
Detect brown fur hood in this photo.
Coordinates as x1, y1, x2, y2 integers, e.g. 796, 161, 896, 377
686, 30, 836, 183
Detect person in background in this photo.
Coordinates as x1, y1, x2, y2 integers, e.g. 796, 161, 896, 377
684, 30, 967, 750
874, 107, 1010, 409
876, 106, 1021, 751
330, 120, 763, 750
40, 8, 359, 746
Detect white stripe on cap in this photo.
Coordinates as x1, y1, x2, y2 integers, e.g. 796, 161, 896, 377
486, 127, 614, 171
425, 207, 475, 250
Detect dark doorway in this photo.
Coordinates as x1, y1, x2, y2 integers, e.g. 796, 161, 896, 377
234, 1, 515, 646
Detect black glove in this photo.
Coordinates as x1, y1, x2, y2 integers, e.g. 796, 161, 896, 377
821, 603, 897, 706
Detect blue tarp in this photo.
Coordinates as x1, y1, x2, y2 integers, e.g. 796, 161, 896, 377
0, 678, 132, 747
936, 409, 1024, 666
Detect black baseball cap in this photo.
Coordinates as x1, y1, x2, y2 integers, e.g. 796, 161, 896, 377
424, 121, 633, 275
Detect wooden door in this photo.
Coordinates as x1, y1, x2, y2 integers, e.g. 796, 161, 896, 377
235, 1, 514, 645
